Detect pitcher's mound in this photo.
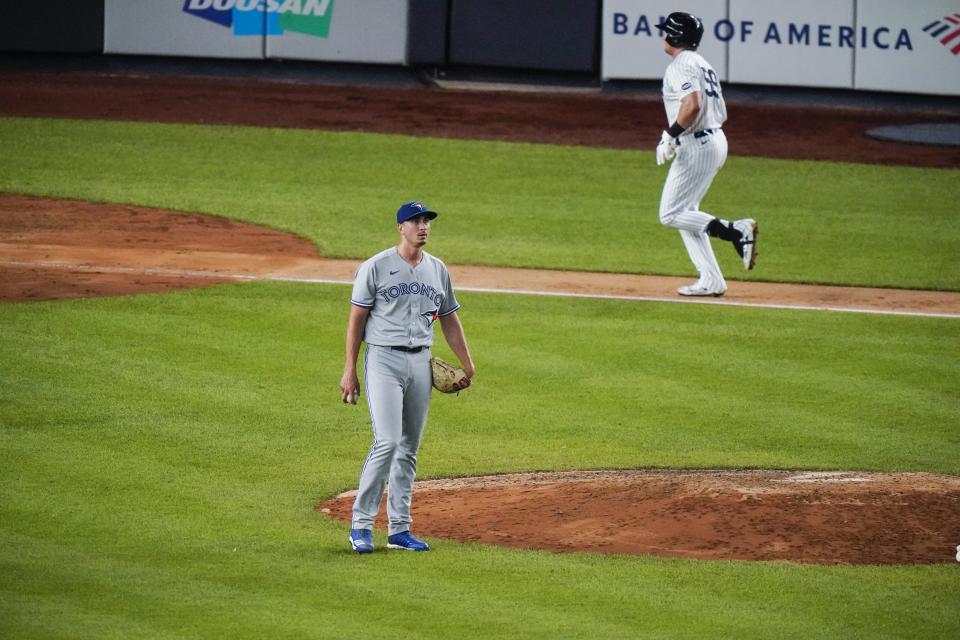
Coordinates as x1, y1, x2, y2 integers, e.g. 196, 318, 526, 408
320, 469, 960, 564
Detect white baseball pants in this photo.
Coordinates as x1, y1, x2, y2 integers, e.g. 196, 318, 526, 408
659, 129, 729, 290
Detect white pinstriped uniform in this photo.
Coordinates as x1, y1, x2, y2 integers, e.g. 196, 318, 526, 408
349, 247, 459, 535
659, 49, 729, 292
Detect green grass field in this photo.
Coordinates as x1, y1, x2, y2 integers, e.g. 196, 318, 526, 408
1, 116, 959, 639
2, 117, 958, 290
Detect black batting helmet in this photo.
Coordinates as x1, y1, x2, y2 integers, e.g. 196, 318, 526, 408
657, 12, 704, 50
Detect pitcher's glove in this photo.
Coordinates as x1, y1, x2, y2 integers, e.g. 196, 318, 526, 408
431, 357, 468, 394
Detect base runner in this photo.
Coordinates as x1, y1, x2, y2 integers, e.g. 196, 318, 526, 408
655, 11, 759, 297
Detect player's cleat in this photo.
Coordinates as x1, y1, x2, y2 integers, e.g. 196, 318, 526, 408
733, 219, 758, 271
678, 283, 726, 297
350, 528, 374, 554
387, 531, 431, 551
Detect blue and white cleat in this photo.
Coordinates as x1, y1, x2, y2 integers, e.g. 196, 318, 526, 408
387, 531, 431, 551
349, 528, 374, 554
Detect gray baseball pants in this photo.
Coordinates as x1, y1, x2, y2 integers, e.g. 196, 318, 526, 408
352, 344, 432, 535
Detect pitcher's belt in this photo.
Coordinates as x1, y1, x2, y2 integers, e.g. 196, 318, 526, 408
389, 345, 427, 353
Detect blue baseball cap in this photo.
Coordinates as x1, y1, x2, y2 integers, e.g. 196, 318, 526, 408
396, 200, 439, 224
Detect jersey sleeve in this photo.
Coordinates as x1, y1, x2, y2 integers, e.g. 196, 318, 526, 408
437, 265, 460, 317
350, 261, 377, 308
674, 58, 701, 97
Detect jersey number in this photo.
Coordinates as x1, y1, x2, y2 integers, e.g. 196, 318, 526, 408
701, 67, 720, 98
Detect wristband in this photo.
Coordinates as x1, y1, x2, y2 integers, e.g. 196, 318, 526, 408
666, 122, 686, 138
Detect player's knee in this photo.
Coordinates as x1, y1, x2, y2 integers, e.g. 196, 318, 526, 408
374, 438, 401, 457
659, 208, 680, 227
394, 448, 418, 465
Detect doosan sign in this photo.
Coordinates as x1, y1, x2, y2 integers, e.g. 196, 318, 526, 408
182, 0, 334, 37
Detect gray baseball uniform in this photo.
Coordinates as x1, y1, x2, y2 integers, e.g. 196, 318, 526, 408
660, 49, 729, 292
349, 246, 459, 535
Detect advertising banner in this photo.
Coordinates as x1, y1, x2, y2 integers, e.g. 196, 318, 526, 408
602, 0, 960, 95
602, 0, 728, 81
728, 0, 854, 88
266, 0, 407, 64
105, 0, 407, 64
855, 0, 960, 95
105, 0, 264, 58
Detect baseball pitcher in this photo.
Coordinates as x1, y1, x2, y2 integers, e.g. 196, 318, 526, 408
339, 200, 475, 553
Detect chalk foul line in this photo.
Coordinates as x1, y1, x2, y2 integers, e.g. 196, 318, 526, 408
3, 259, 958, 319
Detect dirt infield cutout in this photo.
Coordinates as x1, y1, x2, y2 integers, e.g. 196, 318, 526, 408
320, 469, 960, 565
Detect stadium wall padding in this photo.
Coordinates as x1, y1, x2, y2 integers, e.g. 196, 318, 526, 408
0, 0, 104, 53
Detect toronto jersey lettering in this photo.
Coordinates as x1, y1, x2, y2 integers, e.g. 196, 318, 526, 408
350, 247, 460, 347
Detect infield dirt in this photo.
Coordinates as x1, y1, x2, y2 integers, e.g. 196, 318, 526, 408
321, 469, 960, 565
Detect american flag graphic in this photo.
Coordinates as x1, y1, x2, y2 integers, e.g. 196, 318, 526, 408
923, 13, 960, 55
